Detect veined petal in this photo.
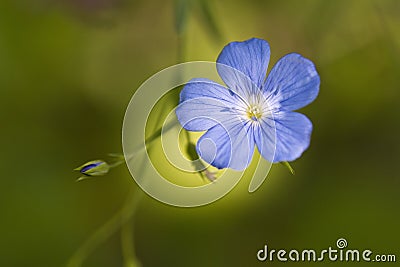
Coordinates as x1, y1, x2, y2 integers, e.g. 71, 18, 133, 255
176, 97, 235, 131
196, 118, 255, 170
217, 38, 270, 98
176, 78, 240, 131
261, 111, 313, 163
263, 53, 320, 111
180, 78, 238, 105
254, 118, 276, 163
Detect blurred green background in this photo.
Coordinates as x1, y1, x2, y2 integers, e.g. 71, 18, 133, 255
1, 0, 399, 266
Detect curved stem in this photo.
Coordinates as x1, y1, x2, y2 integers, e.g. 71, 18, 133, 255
67, 112, 172, 266
66, 184, 142, 267
121, 213, 141, 267
68, 5, 190, 265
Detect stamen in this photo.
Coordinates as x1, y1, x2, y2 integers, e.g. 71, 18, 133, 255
247, 105, 262, 121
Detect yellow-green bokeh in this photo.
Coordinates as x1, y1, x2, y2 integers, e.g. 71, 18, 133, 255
0, 0, 399, 266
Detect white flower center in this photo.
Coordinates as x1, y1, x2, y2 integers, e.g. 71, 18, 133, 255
247, 105, 262, 122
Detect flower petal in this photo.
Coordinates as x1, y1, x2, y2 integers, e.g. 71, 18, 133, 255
264, 53, 320, 111
256, 111, 312, 163
196, 119, 255, 170
217, 38, 270, 96
176, 78, 239, 131
180, 78, 237, 105
254, 118, 276, 163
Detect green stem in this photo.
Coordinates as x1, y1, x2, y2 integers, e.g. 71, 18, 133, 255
121, 194, 143, 267
109, 160, 125, 169
69, 116, 173, 266
66, 185, 142, 267
121, 218, 139, 267
68, 4, 190, 265
144, 119, 179, 147
281, 161, 295, 175
118, 99, 168, 267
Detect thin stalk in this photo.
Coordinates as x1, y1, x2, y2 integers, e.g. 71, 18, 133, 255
66, 185, 141, 267
120, 190, 143, 267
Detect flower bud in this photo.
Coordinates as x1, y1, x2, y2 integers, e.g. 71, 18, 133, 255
202, 169, 216, 182
74, 160, 110, 177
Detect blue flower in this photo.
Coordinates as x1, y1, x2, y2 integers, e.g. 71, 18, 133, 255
176, 38, 320, 170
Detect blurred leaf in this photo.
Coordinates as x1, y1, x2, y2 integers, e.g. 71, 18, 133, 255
195, 0, 223, 43
174, 0, 192, 35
